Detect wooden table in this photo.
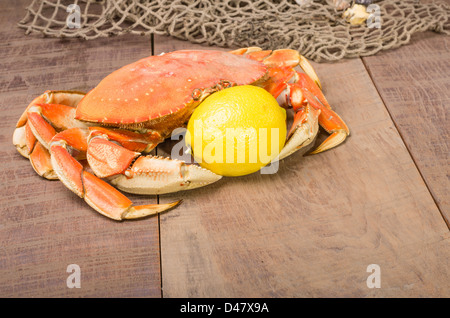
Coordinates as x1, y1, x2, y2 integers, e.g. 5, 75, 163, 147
0, 1, 449, 297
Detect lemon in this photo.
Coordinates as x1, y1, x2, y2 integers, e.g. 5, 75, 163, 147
186, 85, 286, 176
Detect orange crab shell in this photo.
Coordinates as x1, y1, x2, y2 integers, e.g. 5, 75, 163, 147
75, 50, 268, 134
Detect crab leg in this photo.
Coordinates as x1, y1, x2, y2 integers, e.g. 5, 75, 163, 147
19, 120, 58, 179
13, 91, 85, 158
16, 90, 85, 129
48, 128, 181, 221
29, 142, 56, 179
229, 47, 322, 89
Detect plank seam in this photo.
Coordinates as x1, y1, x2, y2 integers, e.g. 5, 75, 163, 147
150, 32, 165, 298
361, 57, 450, 231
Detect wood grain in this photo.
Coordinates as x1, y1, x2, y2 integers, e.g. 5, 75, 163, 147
362, 31, 450, 225
0, 1, 161, 297
1, 1, 449, 298
154, 35, 450, 297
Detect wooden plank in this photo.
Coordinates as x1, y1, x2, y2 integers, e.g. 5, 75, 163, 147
0, 1, 161, 297
362, 31, 450, 225
154, 35, 450, 297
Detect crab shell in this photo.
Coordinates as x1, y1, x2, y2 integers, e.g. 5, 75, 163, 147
75, 50, 268, 137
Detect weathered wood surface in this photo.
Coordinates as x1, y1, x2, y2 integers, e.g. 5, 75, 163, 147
155, 35, 450, 297
0, 1, 449, 298
362, 32, 450, 225
0, 1, 161, 297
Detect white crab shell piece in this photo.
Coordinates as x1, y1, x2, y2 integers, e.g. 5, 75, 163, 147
108, 156, 222, 195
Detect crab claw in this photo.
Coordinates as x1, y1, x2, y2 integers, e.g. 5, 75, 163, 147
300, 89, 349, 155
109, 156, 222, 195
13, 91, 86, 176
284, 73, 350, 155
83, 132, 222, 195
278, 104, 321, 160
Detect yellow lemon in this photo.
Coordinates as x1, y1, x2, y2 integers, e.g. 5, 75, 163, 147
186, 85, 286, 176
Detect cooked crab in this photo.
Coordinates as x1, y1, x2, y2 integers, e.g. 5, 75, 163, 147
13, 48, 349, 221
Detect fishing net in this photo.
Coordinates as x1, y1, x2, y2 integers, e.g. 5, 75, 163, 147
18, 0, 450, 62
